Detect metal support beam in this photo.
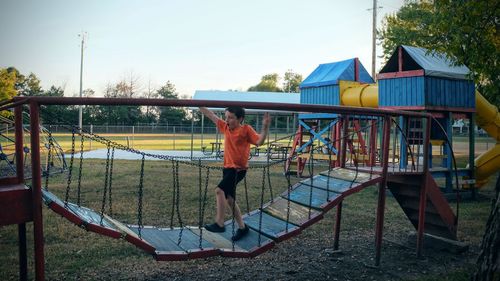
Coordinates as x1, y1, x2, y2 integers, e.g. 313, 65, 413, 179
333, 201, 342, 250
29, 101, 45, 280
416, 116, 432, 258
375, 115, 391, 266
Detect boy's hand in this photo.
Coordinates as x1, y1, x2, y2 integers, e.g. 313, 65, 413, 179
262, 112, 271, 128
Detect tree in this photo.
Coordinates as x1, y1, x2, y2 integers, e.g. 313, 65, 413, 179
0, 68, 18, 118
40, 86, 77, 124
99, 82, 143, 125
379, 0, 499, 107
81, 88, 94, 98
0, 68, 17, 101
473, 174, 500, 281
433, 0, 499, 107
156, 81, 177, 99
379, 1, 437, 62
156, 81, 187, 124
1, 67, 44, 100
248, 73, 282, 92
142, 80, 159, 124
283, 70, 303, 93
6, 67, 44, 97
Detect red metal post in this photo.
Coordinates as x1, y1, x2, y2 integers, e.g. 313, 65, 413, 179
29, 101, 45, 280
368, 120, 377, 166
398, 46, 403, 72
18, 223, 27, 281
340, 117, 349, 168
333, 201, 342, 250
374, 115, 391, 266
354, 58, 360, 82
333, 122, 342, 167
416, 116, 432, 257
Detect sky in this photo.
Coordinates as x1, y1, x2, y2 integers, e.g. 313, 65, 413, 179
0, 0, 404, 98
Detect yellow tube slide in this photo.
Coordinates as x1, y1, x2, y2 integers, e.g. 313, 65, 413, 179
473, 91, 500, 186
339, 81, 500, 186
339, 81, 378, 108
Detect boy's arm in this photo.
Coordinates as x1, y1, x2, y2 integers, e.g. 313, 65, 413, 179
256, 112, 271, 146
199, 107, 220, 124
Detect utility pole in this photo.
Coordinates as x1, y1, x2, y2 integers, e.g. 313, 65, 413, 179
370, 0, 382, 81
371, 0, 377, 81
78, 32, 87, 131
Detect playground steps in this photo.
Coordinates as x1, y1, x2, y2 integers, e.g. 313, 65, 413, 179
387, 174, 457, 240
41, 168, 382, 261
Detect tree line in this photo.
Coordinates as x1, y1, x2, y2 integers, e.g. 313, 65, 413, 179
0, 67, 302, 126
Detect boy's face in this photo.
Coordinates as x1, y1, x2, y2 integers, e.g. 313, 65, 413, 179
225, 110, 243, 130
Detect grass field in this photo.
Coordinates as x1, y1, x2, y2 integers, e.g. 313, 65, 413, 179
1, 132, 296, 154
3, 130, 495, 154
0, 154, 497, 280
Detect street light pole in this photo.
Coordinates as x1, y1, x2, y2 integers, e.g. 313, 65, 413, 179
78, 32, 87, 131
371, 0, 377, 81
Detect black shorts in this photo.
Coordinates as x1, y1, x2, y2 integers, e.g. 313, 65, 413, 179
218, 168, 247, 199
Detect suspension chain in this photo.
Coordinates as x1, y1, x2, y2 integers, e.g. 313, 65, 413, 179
285, 170, 292, 233
197, 160, 203, 249
198, 167, 211, 249
257, 166, 267, 247
174, 161, 184, 245
137, 154, 146, 238
169, 160, 176, 229
44, 131, 54, 191
64, 128, 76, 206
77, 133, 85, 206
266, 163, 274, 202
108, 146, 115, 215
307, 146, 314, 219
99, 142, 111, 225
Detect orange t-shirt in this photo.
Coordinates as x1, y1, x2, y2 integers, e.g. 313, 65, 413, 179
217, 119, 259, 169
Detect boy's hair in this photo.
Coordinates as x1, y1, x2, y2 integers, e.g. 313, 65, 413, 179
225, 106, 245, 119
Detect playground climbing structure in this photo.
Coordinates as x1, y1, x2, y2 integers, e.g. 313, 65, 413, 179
0, 46, 498, 280
1, 96, 438, 280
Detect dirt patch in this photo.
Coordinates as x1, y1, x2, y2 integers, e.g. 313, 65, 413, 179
82, 220, 478, 281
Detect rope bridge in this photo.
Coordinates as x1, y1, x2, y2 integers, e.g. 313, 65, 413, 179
40, 120, 383, 261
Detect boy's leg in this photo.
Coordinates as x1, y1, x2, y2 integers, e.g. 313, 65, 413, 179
227, 196, 245, 229
215, 187, 226, 227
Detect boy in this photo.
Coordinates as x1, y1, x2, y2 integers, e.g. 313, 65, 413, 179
199, 106, 270, 241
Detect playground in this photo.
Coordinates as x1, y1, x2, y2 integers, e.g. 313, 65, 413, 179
1, 46, 499, 280
0, 160, 495, 280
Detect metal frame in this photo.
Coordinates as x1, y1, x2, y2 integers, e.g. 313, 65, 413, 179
0, 96, 434, 279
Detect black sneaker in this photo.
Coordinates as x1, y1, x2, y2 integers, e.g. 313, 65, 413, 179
232, 225, 249, 241
204, 222, 225, 233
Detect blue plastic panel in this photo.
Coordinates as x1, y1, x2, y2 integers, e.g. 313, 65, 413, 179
300, 85, 340, 105
379, 76, 474, 109
379, 77, 425, 107
425, 77, 475, 108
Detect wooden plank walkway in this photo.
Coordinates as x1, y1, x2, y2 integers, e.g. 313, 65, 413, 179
42, 167, 382, 260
